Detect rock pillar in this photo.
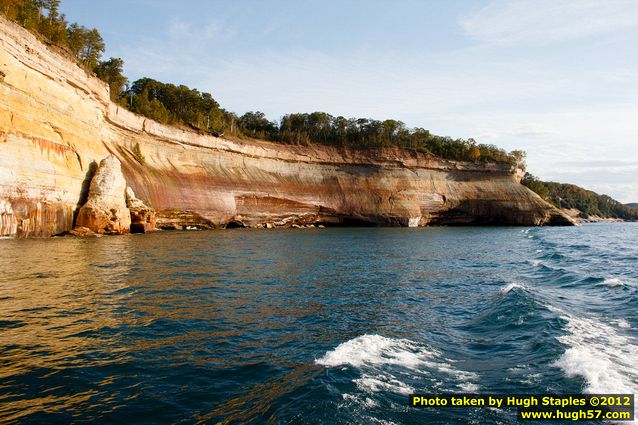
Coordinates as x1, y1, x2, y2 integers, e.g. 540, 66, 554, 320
75, 155, 131, 234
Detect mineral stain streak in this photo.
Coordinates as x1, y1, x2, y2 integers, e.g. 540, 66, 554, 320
0, 16, 573, 238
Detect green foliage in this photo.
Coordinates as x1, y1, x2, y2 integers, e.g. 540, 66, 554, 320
521, 173, 549, 199
94, 57, 127, 100
2, 0, 523, 166
522, 173, 638, 220
123, 78, 522, 163
131, 90, 170, 124
66, 24, 104, 68
0, 0, 23, 20
4, 0, 66, 42
2, 1, 105, 75
15, 0, 38, 30
238, 111, 278, 139
132, 142, 145, 165
239, 111, 521, 164
125, 78, 238, 135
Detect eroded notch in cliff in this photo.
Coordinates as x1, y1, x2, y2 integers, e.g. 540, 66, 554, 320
72, 160, 98, 227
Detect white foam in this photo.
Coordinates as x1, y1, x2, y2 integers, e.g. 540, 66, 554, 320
342, 393, 379, 408
368, 419, 397, 425
601, 277, 624, 287
500, 282, 525, 294
316, 334, 436, 368
616, 319, 631, 329
521, 373, 542, 385
532, 260, 541, 267
354, 374, 414, 395
317, 335, 480, 396
363, 397, 378, 408
431, 363, 480, 382
553, 310, 638, 422
458, 382, 480, 392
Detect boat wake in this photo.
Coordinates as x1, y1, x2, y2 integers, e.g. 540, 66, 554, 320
317, 334, 479, 395
551, 307, 638, 422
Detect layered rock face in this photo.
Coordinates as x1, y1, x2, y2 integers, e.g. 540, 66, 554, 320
0, 17, 573, 237
75, 156, 130, 234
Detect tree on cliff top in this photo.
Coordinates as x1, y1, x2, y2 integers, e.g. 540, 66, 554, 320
67, 24, 104, 68
238, 111, 278, 139
2, 1, 106, 72
1, 0, 24, 20
94, 57, 127, 101
1, 0, 524, 167
125, 78, 237, 136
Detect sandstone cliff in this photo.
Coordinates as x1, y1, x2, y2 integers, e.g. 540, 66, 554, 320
0, 16, 573, 237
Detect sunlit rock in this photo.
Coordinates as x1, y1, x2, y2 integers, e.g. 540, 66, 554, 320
0, 16, 574, 237
75, 156, 130, 235
126, 187, 155, 233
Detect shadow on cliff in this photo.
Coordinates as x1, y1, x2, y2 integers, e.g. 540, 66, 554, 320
72, 160, 98, 227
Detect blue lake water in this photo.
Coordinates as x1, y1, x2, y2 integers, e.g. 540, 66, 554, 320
0, 224, 636, 424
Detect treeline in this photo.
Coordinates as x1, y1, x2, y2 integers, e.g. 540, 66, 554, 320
122, 86, 525, 165
1, 0, 68, 47
522, 174, 638, 219
238, 111, 526, 165
1, 0, 524, 166
122, 84, 524, 165
0, 0, 127, 100
124, 78, 237, 135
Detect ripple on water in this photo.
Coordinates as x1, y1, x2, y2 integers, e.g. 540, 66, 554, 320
0, 225, 636, 424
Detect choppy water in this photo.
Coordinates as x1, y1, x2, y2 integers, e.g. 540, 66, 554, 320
0, 224, 636, 424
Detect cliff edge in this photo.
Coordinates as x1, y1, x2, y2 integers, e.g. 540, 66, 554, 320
0, 16, 573, 237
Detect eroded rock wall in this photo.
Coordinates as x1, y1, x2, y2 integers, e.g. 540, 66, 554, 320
0, 16, 573, 237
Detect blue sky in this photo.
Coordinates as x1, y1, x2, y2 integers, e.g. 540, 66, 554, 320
60, 0, 638, 202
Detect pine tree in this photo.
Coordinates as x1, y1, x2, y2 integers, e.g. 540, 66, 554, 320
94, 58, 128, 100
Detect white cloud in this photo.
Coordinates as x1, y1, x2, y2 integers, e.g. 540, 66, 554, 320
462, 0, 638, 45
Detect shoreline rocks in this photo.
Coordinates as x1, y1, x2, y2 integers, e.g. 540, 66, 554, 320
75, 156, 131, 235
126, 187, 156, 234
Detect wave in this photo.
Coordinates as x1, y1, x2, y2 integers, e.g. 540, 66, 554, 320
354, 373, 414, 395
552, 308, 638, 422
601, 277, 624, 287
316, 334, 436, 369
316, 335, 479, 397
500, 282, 526, 294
